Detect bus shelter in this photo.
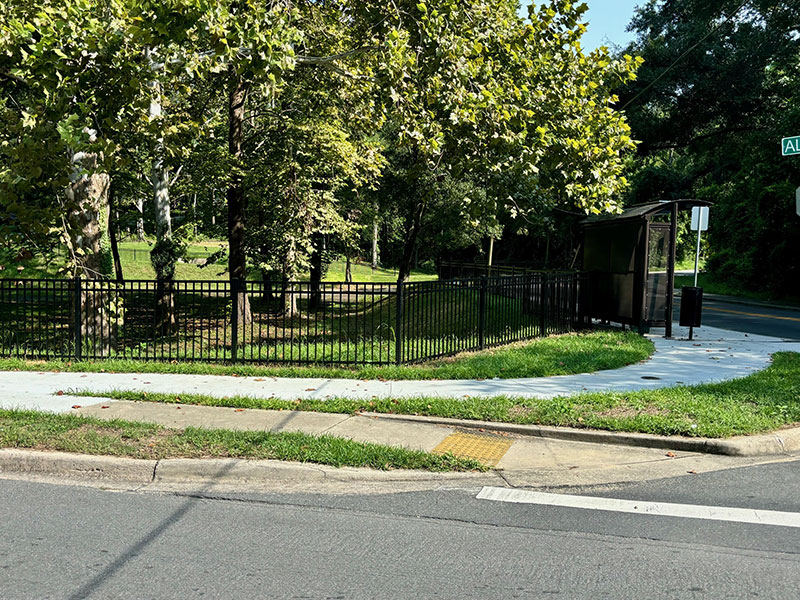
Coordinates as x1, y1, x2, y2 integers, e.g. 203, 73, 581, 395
581, 199, 711, 337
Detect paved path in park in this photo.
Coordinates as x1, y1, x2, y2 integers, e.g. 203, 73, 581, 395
1, 324, 798, 415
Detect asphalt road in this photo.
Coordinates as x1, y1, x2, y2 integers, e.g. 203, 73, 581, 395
673, 296, 800, 340
2, 459, 799, 599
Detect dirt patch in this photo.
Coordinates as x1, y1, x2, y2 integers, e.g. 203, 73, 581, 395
594, 405, 671, 419
507, 405, 538, 419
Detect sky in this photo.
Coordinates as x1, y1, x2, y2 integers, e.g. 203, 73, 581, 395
519, 1, 643, 50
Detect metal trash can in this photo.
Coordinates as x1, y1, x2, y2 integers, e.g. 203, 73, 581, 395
679, 286, 703, 328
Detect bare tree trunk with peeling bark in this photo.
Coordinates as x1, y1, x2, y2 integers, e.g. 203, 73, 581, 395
65, 150, 114, 356
371, 211, 379, 269
147, 46, 177, 335
227, 68, 252, 324
135, 196, 146, 241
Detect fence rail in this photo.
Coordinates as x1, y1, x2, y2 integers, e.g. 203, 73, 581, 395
0, 273, 589, 366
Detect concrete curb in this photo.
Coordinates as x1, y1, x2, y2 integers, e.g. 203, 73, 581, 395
0, 449, 157, 485
0, 449, 504, 487
357, 412, 800, 457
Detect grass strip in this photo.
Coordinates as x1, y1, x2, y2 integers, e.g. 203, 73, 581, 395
73, 352, 800, 438
0, 331, 653, 381
0, 409, 486, 472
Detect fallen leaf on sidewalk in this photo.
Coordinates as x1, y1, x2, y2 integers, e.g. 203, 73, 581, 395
234, 409, 245, 412
56, 390, 64, 396
666, 451, 676, 457
80, 375, 87, 378
101, 406, 109, 409
71, 405, 81, 409
254, 378, 265, 382
687, 470, 697, 474
176, 407, 181, 410
304, 388, 316, 391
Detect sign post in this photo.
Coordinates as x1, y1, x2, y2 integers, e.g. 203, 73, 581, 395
690, 206, 709, 287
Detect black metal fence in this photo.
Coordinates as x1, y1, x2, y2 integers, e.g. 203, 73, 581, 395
0, 273, 589, 366
438, 260, 577, 280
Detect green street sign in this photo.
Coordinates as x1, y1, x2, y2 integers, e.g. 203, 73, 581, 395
782, 136, 800, 156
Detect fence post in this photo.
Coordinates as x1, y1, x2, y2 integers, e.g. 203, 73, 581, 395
478, 276, 487, 350
540, 273, 548, 337
570, 273, 578, 331
395, 281, 404, 365
73, 276, 82, 360
231, 279, 240, 363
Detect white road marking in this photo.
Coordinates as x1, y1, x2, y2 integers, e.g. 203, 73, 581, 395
476, 486, 800, 529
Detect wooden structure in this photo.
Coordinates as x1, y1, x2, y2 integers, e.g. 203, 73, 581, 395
581, 199, 711, 337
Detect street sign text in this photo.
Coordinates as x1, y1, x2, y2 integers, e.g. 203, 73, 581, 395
782, 136, 800, 156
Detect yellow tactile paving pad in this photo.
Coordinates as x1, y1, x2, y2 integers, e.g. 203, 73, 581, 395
433, 432, 513, 467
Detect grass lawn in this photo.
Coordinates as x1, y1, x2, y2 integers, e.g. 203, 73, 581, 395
0, 409, 485, 471
72, 352, 800, 438
322, 260, 437, 283
2, 240, 435, 283
0, 330, 654, 380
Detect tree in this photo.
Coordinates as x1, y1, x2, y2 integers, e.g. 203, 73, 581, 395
619, 0, 800, 295
373, 0, 640, 281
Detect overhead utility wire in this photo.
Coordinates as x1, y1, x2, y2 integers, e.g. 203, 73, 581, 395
621, 0, 752, 110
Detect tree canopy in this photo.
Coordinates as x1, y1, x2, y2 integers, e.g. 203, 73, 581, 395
1, 0, 641, 286
619, 0, 800, 296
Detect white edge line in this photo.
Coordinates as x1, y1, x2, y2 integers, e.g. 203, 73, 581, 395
476, 486, 800, 529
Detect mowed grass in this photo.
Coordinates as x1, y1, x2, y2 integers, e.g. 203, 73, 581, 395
0, 409, 486, 471
0, 330, 654, 380
321, 260, 437, 283
2, 240, 435, 283
74, 352, 800, 438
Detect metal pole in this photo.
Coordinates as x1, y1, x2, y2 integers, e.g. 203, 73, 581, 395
231, 279, 239, 363
478, 276, 487, 350
665, 203, 678, 338
73, 276, 82, 360
693, 226, 702, 287
395, 281, 404, 365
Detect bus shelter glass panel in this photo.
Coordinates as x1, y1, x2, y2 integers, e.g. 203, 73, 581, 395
645, 224, 670, 322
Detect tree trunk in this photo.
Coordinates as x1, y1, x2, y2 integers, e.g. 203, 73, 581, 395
151, 154, 176, 335
192, 192, 197, 237
147, 50, 177, 336
135, 197, 146, 241
108, 186, 124, 282
396, 199, 425, 283
371, 209, 379, 269
65, 151, 114, 355
345, 251, 352, 283
308, 234, 324, 310
227, 69, 252, 324
281, 244, 298, 316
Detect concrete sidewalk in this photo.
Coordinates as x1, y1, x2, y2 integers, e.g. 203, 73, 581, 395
1, 324, 799, 489
2, 398, 795, 492
1, 325, 798, 415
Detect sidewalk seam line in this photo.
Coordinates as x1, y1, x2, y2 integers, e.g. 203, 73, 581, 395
317, 414, 353, 435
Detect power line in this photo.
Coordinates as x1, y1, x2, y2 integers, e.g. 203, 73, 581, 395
621, 0, 752, 110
